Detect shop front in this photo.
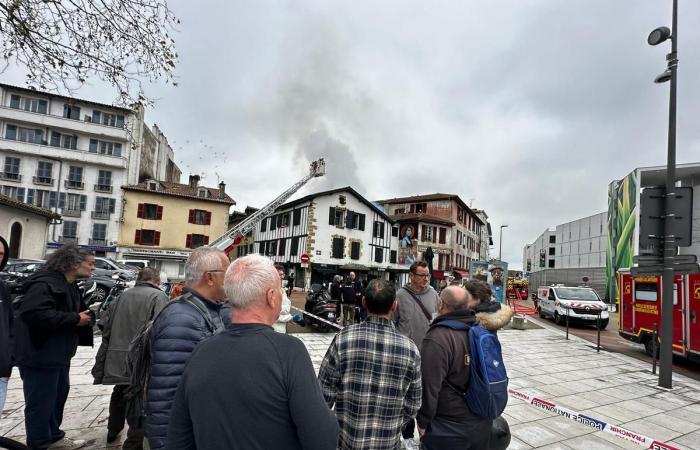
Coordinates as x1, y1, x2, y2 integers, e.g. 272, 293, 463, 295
117, 247, 190, 281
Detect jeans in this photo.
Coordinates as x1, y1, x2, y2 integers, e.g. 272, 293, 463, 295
108, 385, 145, 450
341, 304, 355, 326
0, 378, 8, 415
19, 366, 70, 450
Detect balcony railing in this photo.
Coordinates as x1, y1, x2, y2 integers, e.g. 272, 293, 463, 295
94, 184, 113, 193
89, 238, 108, 246
0, 172, 21, 182
58, 236, 78, 243
91, 211, 110, 220
33, 176, 53, 186
61, 208, 81, 218
64, 180, 84, 190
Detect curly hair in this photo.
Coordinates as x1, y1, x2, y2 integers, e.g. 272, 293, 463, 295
45, 243, 94, 273
463, 280, 492, 304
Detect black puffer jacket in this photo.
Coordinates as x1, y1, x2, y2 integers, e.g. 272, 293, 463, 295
12, 270, 93, 368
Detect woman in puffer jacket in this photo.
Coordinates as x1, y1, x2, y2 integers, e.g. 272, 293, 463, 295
463, 280, 513, 333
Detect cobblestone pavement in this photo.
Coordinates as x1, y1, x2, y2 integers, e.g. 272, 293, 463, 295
2, 323, 700, 449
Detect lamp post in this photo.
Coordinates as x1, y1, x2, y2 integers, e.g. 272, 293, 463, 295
499, 225, 508, 262
648, 0, 678, 389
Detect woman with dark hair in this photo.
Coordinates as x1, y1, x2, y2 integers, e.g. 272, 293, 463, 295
463, 280, 513, 334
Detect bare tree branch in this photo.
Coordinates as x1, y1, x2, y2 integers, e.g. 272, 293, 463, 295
0, 0, 179, 107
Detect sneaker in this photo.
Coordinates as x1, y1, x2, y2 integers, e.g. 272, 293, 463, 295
48, 437, 87, 449
402, 437, 420, 450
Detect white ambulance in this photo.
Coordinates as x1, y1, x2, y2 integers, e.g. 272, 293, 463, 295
536, 284, 609, 329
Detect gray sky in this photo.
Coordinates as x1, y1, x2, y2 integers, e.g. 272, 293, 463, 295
6, 0, 700, 269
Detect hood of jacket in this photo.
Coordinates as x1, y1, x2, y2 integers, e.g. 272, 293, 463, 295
23, 269, 71, 293
431, 309, 477, 327
476, 303, 513, 331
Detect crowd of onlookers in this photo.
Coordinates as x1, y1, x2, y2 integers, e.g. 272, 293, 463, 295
0, 239, 512, 450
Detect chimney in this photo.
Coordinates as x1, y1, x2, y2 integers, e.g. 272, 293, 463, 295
188, 174, 200, 188
218, 181, 226, 199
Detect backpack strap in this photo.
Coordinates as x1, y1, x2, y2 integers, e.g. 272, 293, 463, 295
179, 294, 217, 333
400, 287, 433, 322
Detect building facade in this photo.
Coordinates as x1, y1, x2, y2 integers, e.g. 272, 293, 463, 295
253, 187, 407, 288
377, 194, 487, 280
118, 176, 235, 280
0, 193, 60, 259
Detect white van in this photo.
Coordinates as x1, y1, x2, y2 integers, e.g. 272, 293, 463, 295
537, 285, 609, 329
117, 259, 149, 269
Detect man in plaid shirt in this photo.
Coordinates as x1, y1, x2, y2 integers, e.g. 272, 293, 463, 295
319, 279, 422, 450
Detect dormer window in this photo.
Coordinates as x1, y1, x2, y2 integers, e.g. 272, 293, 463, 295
198, 188, 208, 198
149, 182, 158, 191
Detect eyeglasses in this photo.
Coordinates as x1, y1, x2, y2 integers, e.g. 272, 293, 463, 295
411, 273, 431, 279
205, 270, 225, 275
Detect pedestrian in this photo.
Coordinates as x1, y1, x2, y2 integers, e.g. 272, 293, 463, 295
340, 272, 359, 326
392, 260, 439, 444
12, 243, 95, 450
273, 263, 293, 333
92, 267, 169, 449
330, 275, 342, 302
145, 247, 231, 450
0, 236, 11, 415
417, 285, 512, 450
463, 280, 513, 335
166, 254, 339, 450
318, 279, 422, 450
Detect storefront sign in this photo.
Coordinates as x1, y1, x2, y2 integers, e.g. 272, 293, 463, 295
120, 247, 190, 258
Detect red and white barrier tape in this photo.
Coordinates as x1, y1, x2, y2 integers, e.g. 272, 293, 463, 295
290, 305, 343, 330
508, 389, 679, 449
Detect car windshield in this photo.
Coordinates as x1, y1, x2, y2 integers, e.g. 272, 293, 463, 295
554, 288, 599, 301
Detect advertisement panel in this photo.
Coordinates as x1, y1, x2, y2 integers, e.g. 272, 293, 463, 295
606, 170, 638, 302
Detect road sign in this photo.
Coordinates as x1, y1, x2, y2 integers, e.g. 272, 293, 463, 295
631, 262, 700, 276
582, 276, 590, 283
639, 186, 694, 248
300, 254, 310, 263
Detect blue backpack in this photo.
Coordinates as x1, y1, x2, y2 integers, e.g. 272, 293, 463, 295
433, 320, 509, 419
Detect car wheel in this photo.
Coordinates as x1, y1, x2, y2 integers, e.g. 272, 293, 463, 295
538, 307, 546, 318
554, 312, 563, 325
597, 319, 609, 330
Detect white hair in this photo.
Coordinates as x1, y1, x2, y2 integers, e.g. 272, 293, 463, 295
224, 254, 279, 309
185, 247, 226, 284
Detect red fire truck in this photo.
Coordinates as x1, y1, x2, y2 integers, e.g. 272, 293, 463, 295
618, 270, 700, 361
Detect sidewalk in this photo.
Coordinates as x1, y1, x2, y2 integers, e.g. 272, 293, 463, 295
1, 321, 699, 449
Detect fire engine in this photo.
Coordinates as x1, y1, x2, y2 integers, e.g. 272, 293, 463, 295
618, 270, 700, 361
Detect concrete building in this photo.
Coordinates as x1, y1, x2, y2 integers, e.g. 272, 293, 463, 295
117, 176, 235, 280
0, 84, 181, 258
376, 193, 487, 281
254, 187, 407, 288
0, 192, 60, 259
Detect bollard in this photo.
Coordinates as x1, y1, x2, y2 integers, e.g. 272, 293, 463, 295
652, 324, 658, 375
565, 305, 570, 340
596, 312, 601, 353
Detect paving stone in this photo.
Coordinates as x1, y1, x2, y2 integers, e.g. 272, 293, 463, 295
536, 416, 592, 439
504, 403, 555, 422
590, 404, 644, 423
669, 430, 700, 450
667, 404, 700, 426
505, 437, 533, 449
615, 399, 665, 417
563, 434, 630, 449
552, 394, 599, 410
589, 431, 647, 450
536, 443, 575, 450
636, 412, 700, 435
510, 422, 561, 447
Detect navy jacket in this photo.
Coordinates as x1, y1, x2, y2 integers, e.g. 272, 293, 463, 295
0, 280, 12, 377
145, 290, 230, 450
12, 270, 92, 368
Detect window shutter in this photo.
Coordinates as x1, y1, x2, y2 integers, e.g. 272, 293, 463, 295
134, 230, 142, 244
188, 209, 195, 224
17, 187, 25, 202
358, 214, 365, 231
137, 203, 144, 218
345, 211, 353, 228
154, 231, 161, 246
329, 207, 336, 225
186, 234, 192, 249
205, 211, 211, 225
375, 248, 383, 263
260, 218, 267, 232
293, 209, 301, 226
27, 189, 35, 205
270, 215, 277, 230
204, 235, 210, 245
156, 205, 163, 220
80, 195, 87, 211
109, 199, 116, 213
58, 193, 66, 209
49, 191, 57, 208
390, 250, 397, 264
380, 223, 385, 239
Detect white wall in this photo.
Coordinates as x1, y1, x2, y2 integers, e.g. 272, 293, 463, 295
0, 206, 50, 259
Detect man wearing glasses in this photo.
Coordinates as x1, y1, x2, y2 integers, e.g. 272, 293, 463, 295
145, 247, 232, 450
393, 261, 439, 448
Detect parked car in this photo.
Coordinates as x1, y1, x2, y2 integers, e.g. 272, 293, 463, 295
93, 257, 138, 280
537, 284, 609, 329
117, 259, 149, 269
0, 259, 45, 297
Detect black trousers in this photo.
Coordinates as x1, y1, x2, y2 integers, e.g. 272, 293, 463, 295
108, 384, 145, 450
19, 366, 70, 450
421, 417, 492, 450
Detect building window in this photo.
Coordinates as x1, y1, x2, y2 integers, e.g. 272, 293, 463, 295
5, 124, 44, 144
293, 209, 301, 226
350, 241, 360, 260
50, 131, 78, 150
438, 227, 446, 244
89, 139, 122, 157
2, 186, 25, 202
548, 260, 555, 268
188, 209, 211, 225
95, 197, 116, 216
332, 237, 345, 259
410, 203, 427, 213
27, 189, 52, 208
186, 234, 209, 249
35, 161, 53, 184
390, 250, 397, 264
278, 238, 286, 255
59, 193, 86, 213
549, 247, 555, 256
391, 227, 399, 237
279, 213, 290, 228
549, 235, 556, 244
421, 225, 434, 243
395, 208, 405, 214
135, 229, 161, 246
138, 203, 163, 220
91, 110, 125, 128
290, 237, 299, 256
66, 166, 83, 188
62, 221, 78, 240
374, 247, 384, 263
10, 94, 48, 114
3, 157, 20, 180
373, 221, 385, 239
91, 223, 107, 244
198, 188, 208, 198
260, 218, 267, 232
63, 104, 81, 120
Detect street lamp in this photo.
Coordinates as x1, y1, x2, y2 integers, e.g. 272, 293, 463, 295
648, 0, 678, 390
499, 225, 508, 262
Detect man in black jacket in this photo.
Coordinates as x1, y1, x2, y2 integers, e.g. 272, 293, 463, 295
13, 244, 95, 450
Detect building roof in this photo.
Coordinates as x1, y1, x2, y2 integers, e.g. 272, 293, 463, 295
122, 180, 236, 205
389, 212, 456, 227
280, 186, 394, 223
0, 193, 61, 219
0, 83, 133, 114
376, 193, 484, 225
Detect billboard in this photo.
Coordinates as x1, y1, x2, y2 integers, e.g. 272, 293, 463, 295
398, 222, 418, 265
606, 170, 638, 302
469, 260, 509, 304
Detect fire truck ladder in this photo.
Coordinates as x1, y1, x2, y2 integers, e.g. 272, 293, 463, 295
209, 158, 326, 255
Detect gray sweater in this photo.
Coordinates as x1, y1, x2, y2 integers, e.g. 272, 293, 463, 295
392, 284, 439, 346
